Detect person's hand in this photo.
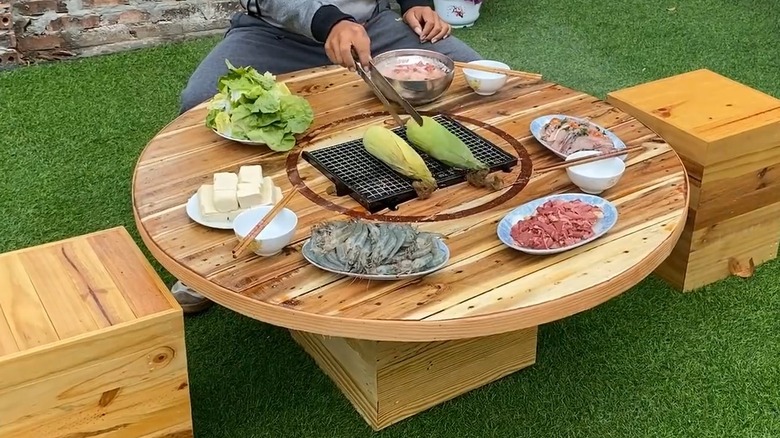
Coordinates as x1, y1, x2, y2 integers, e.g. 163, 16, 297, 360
403, 6, 451, 43
325, 20, 372, 70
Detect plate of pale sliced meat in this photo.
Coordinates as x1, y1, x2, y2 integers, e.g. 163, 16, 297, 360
530, 115, 627, 160
496, 193, 618, 255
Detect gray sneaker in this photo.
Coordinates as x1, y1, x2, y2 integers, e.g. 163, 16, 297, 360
171, 281, 214, 314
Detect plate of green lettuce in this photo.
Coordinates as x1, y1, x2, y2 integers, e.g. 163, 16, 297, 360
205, 60, 315, 152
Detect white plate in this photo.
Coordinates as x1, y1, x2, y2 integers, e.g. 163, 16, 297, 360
496, 193, 619, 255
212, 128, 267, 146
185, 193, 237, 230
529, 114, 627, 160
301, 238, 450, 280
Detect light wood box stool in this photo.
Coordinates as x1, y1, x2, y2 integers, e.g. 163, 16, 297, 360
0, 226, 194, 437
607, 69, 780, 291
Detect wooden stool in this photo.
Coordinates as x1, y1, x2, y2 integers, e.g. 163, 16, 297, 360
607, 69, 780, 291
0, 227, 194, 437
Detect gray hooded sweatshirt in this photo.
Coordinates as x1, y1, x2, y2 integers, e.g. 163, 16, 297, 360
238, 0, 432, 42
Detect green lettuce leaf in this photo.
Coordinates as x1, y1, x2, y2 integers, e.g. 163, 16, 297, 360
246, 127, 285, 146
279, 94, 315, 134
205, 59, 315, 152
278, 133, 296, 151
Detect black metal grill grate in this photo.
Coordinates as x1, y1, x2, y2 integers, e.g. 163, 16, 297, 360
302, 115, 517, 213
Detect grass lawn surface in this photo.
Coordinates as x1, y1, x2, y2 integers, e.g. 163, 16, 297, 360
1, 1, 779, 437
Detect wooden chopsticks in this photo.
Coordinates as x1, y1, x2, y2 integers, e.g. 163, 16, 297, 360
231, 188, 297, 258
453, 61, 543, 81
533, 145, 645, 175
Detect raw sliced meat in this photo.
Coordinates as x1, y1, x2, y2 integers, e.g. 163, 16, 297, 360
540, 117, 616, 155
510, 199, 604, 250
380, 61, 448, 81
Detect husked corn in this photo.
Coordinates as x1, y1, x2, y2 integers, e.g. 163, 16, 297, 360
405, 116, 487, 171
362, 126, 437, 198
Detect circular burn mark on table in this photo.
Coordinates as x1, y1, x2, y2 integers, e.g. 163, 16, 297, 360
286, 111, 533, 222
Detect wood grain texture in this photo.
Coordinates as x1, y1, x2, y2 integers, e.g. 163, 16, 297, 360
133, 65, 689, 342
607, 68, 780, 291
291, 327, 537, 430
0, 227, 194, 438
0, 227, 176, 354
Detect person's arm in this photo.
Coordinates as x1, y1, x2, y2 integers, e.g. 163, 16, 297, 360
242, 0, 356, 42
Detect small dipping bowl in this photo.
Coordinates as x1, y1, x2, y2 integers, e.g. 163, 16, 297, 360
462, 60, 510, 96
233, 206, 298, 257
565, 150, 626, 195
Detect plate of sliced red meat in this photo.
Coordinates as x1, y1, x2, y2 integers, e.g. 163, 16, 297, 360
530, 114, 627, 160
497, 193, 619, 255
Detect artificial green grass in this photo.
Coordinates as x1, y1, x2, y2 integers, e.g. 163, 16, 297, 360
1, 0, 779, 436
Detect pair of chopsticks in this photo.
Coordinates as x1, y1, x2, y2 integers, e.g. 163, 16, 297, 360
453, 61, 543, 81
533, 145, 644, 175
231, 189, 297, 258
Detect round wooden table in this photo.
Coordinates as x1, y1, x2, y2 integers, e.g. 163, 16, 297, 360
132, 66, 689, 430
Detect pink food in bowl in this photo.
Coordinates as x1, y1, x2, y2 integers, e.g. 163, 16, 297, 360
378, 60, 449, 81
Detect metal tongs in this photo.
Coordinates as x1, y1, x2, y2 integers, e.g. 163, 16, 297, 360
351, 46, 424, 127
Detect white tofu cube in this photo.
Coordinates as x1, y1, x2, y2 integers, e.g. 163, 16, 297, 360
213, 188, 239, 212
272, 186, 283, 204
198, 185, 220, 219
238, 165, 263, 185
260, 177, 274, 205
213, 172, 238, 191
198, 185, 243, 222
236, 183, 264, 208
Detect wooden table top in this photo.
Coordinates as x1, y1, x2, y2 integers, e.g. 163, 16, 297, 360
132, 65, 689, 342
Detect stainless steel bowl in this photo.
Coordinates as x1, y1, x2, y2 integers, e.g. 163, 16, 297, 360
370, 49, 455, 106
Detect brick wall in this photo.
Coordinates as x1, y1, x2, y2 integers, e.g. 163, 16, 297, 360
1, 0, 241, 68
0, 0, 403, 69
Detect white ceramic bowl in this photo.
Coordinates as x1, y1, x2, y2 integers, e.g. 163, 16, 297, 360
462, 60, 510, 96
565, 150, 626, 195
233, 206, 298, 257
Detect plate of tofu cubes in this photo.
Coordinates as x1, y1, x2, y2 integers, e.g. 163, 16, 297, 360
186, 164, 284, 230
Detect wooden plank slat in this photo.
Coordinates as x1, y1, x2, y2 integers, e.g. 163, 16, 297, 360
17, 249, 101, 339
58, 239, 137, 326
0, 255, 60, 350
0, 308, 19, 356
86, 229, 175, 317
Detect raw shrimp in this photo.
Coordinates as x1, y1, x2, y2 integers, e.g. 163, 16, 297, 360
305, 220, 447, 276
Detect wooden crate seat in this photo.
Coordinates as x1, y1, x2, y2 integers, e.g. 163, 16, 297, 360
607, 69, 780, 291
0, 226, 194, 437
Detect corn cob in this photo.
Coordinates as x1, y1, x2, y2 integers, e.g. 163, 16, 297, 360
362, 125, 438, 199
405, 116, 504, 190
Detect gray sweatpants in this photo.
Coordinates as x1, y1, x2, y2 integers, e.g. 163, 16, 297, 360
179, 5, 482, 113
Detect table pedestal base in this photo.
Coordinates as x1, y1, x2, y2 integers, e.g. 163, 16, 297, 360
290, 327, 538, 430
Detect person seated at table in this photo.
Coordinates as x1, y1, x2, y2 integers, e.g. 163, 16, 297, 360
179, 0, 482, 113
173, 0, 483, 313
